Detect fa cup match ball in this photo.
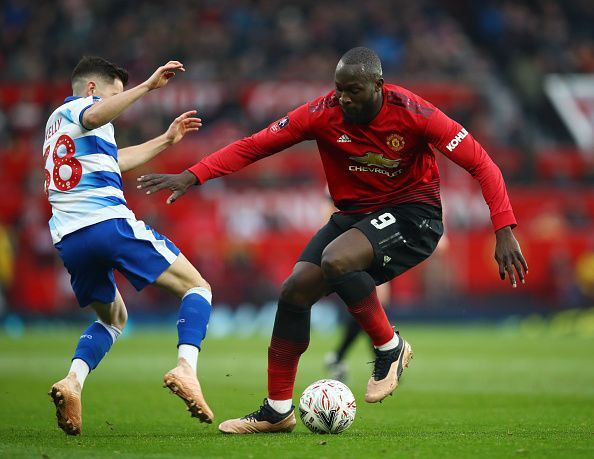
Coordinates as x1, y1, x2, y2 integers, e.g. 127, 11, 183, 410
298, 379, 356, 434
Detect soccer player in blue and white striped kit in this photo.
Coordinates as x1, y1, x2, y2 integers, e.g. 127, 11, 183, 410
45, 56, 214, 435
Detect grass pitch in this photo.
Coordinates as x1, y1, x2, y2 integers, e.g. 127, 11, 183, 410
0, 322, 593, 458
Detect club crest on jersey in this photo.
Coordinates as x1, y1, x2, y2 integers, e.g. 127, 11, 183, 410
270, 116, 289, 133
386, 133, 405, 152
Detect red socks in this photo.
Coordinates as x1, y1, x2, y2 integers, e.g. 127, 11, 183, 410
268, 336, 309, 400
347, 289, 394, 346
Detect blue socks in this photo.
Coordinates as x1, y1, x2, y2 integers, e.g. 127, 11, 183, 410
71, 287, 211, 373
72, 321, 120, 370
177, 287, 212, 350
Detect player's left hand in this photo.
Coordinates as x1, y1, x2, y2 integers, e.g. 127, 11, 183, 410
137, 170, 197, 204
494, 226, 528, 288
145, 60, 185, 90
165, 110, 202, 145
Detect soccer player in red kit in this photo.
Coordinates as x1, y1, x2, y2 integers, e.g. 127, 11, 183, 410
138, 47, 528, 434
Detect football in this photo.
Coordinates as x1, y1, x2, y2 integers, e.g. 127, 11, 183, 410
298, 379, 356, 434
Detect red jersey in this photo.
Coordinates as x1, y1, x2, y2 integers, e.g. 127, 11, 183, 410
188, 83, 516, 231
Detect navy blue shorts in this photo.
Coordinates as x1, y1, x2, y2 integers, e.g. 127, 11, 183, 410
55, 218, 180, 307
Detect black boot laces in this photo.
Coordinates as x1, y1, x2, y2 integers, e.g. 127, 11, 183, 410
369, 347, 399, 381
369, 330, 401, 380
241, 399, 269, 422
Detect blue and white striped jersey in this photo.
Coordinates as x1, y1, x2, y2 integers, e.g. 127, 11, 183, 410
43, 95, 135, 244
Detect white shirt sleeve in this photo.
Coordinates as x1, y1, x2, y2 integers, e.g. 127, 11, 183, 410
67, 95, 101, 129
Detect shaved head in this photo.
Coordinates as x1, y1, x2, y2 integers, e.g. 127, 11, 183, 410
337, 47, 383, 81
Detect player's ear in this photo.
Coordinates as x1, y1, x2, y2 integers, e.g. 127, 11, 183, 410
375, 78, 384, 92
86, 81, 96, 97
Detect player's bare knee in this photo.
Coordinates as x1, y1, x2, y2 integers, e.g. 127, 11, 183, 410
106, 303, 127, 331
279, 276, 315, 308
196, 277, 211, 292
93, 303, 127, 331
180, 262, 210, 294
180, 276, 210, 298
157, 253, 211, 298
113, 307, 128, 331
162, 269, 210, 299
279, 276, 299, 303
320, 251, 351, 279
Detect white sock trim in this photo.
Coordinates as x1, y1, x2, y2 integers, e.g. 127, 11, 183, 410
97, 320, 122, 344
183, 287, 212, 304
178, 344, 199, 373
267, 398, 292, 414
375, 332, 400, 351
69, 358, 90, 388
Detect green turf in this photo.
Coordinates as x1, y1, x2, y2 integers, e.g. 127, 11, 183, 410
1, 323, 593, 458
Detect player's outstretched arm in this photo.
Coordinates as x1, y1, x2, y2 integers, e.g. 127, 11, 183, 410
138, 103, 313, 203
118, 111, 201, 173
83, 61, 185, 130
137, 170, 197, 204
494, 226, 528, 288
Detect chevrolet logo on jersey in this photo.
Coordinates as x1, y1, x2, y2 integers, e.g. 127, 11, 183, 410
349, 152, 401, 169
348, 152, 403, 177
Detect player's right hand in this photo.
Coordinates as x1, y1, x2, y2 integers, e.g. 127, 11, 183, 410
137, 170, 197, 204
145, 61, 185, 91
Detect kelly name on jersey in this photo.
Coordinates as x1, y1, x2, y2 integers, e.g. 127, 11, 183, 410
43, 95, 134, 244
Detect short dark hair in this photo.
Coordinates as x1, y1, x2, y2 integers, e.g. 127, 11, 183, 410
339, 47, 382, 79
71, 56, 129, 87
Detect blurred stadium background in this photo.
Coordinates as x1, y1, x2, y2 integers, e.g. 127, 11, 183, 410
1, 1, 594, 457
2, 0, 594, 327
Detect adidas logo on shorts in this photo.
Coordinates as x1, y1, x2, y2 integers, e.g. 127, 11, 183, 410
337, 134, 352, 143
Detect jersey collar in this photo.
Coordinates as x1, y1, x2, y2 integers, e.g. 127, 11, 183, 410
64, 95, 101, 103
